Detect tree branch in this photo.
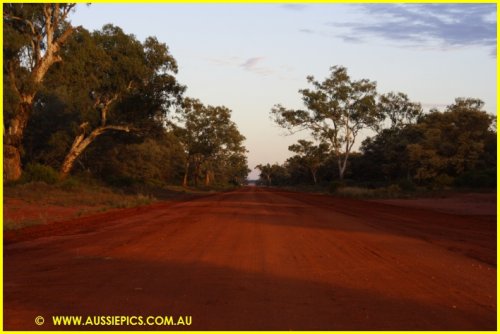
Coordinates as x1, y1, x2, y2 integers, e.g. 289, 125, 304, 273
60, 4, 76, 22
101, 124, 133, 133
7, 61, 21, 97
43, 4, 53, 47
54, 25, 76, 49
99, 93, 119, 126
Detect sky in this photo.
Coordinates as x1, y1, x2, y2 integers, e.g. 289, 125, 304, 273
69, 4, 497, 179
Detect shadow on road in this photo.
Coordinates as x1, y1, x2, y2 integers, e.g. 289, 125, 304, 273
4, 254, 495, 331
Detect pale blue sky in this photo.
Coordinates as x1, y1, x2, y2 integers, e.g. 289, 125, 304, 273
70, 4, 497, 179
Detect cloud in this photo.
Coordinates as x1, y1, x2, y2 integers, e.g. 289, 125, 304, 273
299, 28, 314, 34
206, 56, 279, 77
281, 4, 308, 11
241, 57, 265, 70
240, 57, 275, 76
330, 4, 496, 56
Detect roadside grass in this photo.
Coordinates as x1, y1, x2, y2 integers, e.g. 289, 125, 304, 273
5, 181, 157, 208
279, 182, 492, 200
3, 217, 47, 231
3, 178, 232, 231
333, 185, 411, 199
4, 181, 159, 230
280, 183, 410, 199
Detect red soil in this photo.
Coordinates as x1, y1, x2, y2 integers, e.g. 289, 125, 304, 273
4, 187, 496, 330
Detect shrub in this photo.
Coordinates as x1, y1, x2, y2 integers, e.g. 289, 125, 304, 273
384, 184, 402, 197
434, 174, 454, 188
328, 181, 344, 193
59, 177, 82, 191
336, 186, 375, 198
398, 179, 416, 192
455, 169, 496, 188
21, 163, 59, 184
105, 175, 137, 188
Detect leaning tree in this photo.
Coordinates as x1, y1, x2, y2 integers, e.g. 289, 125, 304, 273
40, 24, 185, 178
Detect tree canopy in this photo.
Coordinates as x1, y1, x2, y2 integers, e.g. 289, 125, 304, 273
271, 66, 380, 180
4, 3, 78, 181
5, 4, 249, 189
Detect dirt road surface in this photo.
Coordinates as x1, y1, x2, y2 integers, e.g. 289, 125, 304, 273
4, 187, 496, 330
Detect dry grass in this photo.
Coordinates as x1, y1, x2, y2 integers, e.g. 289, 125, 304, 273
334, 186, 378, 198
5, 182, 156, 208
3, 182, 157, 230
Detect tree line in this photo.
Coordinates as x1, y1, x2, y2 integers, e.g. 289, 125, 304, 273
4, 4, 249, 188
257, 66, 496, 190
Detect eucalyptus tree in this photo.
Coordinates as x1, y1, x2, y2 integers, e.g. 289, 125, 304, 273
407, 98, 495, 184
177, 98, 247, 187
41, 24, 184, 178
377, 92, 422, 130
255, 163, 273, 186
358, 92, 423, 182
288, 140, 329, 184
3, 3, 77, 181
271, 66, 381, 180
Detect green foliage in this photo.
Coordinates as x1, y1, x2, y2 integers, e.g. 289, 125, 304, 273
328, 181, 344, 193
408, 98, 495, 185
39, 24, 186, 178
271, 66, 381, 180
358, 97, 496, 189
397, 179, 416, 192
378, 92, 423, 129
100, 135, 186, 185
58, 177, 82, 191
178, 98, 248, 187
455, 169, 496, 188
288, 140, 329, 184
21, 163, 59, 184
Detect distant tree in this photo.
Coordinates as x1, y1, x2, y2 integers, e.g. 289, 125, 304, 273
284, 155, 310, 184
255, 163, 273, 186
270, 163, 290, 186
255, 163, 291, 186
271, 66, 380, 180
217, 152, 250, 186
407, 98, 495, 184
360, 126, 422, 182
3, 3, 78, 181
288, 140, 329, 184
177, 98, 247, 187
377, 92, 422, 130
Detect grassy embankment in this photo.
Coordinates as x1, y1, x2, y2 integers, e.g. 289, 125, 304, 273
3, 177, 222, 231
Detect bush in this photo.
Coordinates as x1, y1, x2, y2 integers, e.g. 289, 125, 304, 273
398, 179, 416, 192
434, 174, 454, 188
105, 175, 137, 188
384, 184, 402, 197
21, 163, 59, 184
59, 177, 82, 191
328, 181, 344, 193
455, 169, 496, 188
335, 186, 375, 198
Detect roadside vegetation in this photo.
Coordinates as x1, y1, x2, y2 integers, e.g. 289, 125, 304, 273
3, 4, 496, 229
3, 4, 249, 229
258, 67, 496, 198
3, 5, 249, 191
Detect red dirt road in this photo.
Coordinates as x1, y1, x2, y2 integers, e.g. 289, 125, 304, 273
4, 187, 496, 330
